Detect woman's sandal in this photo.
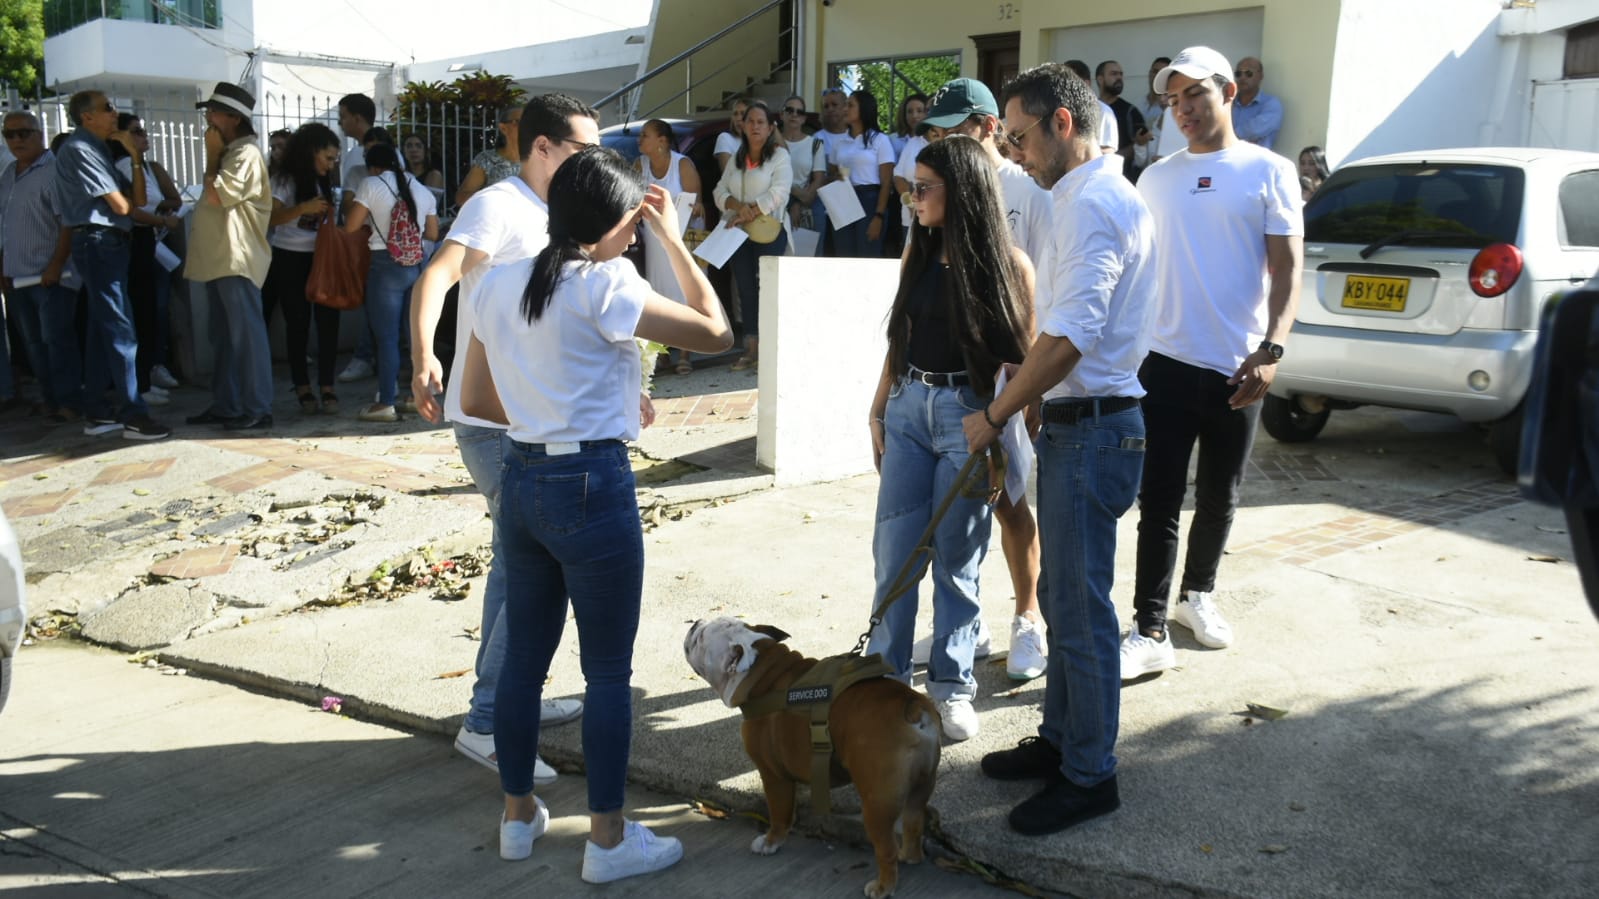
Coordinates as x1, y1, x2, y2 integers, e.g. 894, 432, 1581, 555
674, 360, 694, 375
297, 389, 319, 414
320, 390, 339, 414
731, 356, 754, 372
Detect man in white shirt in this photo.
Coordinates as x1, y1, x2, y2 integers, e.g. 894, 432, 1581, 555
409, 93, 602, 784
916, 77, 1052, 681
968, 62, 1157, 837
1124, 46, 1303, 675
1064, 59, 1118, 155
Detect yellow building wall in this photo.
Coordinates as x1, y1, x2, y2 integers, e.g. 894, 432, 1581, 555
635, 0, 785, 119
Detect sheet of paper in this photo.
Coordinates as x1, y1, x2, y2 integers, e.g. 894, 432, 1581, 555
11, 275, 42, 288
674, 192, 697, 235
993, 367, 1035, 506
789, 227, 820, 257
153, 241, 182, 273
692, 221, 749, 269
817, 180, 866, 229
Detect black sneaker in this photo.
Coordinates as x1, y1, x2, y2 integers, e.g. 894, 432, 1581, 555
1008, 772, 1119, 836
186, 408, 230, 425
122, 415, 172, 441
981, 736, 1062, 781
223, 414, 273, 431
83, 417, 121, 436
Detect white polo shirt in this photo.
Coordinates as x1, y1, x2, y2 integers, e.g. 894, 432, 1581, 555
995, 158, 1053, 271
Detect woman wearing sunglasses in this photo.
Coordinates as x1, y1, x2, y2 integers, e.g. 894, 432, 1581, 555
865, 135, 1034, 743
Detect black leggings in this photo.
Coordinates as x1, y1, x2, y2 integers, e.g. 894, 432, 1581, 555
266, 247, 340, 389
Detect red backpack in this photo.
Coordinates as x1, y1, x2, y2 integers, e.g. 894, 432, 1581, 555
375, 174, 425, 265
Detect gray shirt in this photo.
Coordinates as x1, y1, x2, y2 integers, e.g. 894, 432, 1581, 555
0, 152, 65, 278
53, 128, 132, 230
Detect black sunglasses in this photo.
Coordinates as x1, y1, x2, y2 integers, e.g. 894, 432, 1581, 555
783, 106, 804, 114
2, 128, 38, 139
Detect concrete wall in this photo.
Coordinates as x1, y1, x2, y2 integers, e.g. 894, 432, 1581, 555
44, 18, 238, 89
757, 257, 896, 485
635, 0, 785, 119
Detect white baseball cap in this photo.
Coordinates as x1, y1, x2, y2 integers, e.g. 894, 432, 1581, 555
1153, 46, 1234, 94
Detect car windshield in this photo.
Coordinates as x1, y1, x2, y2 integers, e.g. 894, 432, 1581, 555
1305, 163, 1524, 249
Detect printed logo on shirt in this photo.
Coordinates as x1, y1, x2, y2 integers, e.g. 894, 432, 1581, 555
1191, 175, 1215, 195
1007, 207, 1022, 231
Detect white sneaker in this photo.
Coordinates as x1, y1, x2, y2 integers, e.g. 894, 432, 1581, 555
499, 797, 549, 861
1006, 614, 1048, 680
453, 726, 558, 785
1120, 630, 1176, 679
581, 819, 684, 884
338, 357, 374, 382
1172, 590, 1234, 649
936, 698, 980, 741
151, 365, 179, 389
911, 619, 993, 667
541, 698, 583, 726
141, 390, 170, 406
148, 384, 169, 397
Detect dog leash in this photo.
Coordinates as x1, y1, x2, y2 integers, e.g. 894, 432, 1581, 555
850, 442, 1007, 657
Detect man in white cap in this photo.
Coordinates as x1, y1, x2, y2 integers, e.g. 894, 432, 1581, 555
1122, 47, 1303, 677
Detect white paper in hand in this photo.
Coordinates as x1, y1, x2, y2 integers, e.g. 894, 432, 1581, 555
674, 192, 697, 235
993, 367, 1035, 506
817, 180, 866, 228
153, 242, 182, 272
789, 227, 820, 257
693, 221, 749, 269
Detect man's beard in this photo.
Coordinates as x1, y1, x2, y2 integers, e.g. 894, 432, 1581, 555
1104, 81, 1124, 97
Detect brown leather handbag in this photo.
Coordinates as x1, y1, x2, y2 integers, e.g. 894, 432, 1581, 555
307, 214, 372, 310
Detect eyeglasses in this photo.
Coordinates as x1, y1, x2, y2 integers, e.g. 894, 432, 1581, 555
101, 103, 116, 113
783, 106, 804, 115
910, 181, 945, 199
2, 128, 38, 139
1235, 69, 1257, 77
558, 137, 598, 151
1003, 116, 1044, 150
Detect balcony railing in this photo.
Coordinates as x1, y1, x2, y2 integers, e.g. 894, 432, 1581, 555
45, 0, 222, 39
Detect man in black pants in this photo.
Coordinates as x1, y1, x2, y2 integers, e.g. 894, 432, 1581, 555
1122, 46, 1303, 677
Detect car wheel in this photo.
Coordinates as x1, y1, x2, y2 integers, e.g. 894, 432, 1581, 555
1488, 403, 1524, 476
1262, 394, 1331, 443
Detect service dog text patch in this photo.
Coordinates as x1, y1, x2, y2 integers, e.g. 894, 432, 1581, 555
787, 685, 832, 705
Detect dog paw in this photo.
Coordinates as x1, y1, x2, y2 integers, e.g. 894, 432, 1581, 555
898, 843, 924, 865
863, 878, 895, 898
750, 833, 785, 855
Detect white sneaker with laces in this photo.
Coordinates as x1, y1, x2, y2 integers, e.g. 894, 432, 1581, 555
911, 619, 993, 667
140, 390, 170, 406
1007, 614, 1048, 680
936, 698, 980, 741
499, 796, 549, 861
541, 698, 583, 726
150, 365, 179, 389
338, 357, 374, 382
454, 726, 557, 785
1120, 630, 1176, 679
581, 819, 684, 883
1172, 590, 1234, 649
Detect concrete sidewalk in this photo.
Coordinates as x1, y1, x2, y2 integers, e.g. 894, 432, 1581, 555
4, 364, 1598, 897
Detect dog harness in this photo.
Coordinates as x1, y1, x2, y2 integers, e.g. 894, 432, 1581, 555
739, 651, 894, 815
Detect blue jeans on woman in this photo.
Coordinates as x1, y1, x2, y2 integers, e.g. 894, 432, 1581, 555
365, 253, 421, 407
8, 283, 82, 411
494, 439, 643, 812
831, 185, 886, 258
866, 377, 993, 703
728, 227, 787, 339
454, 422, 511, 734
1033, 404, 1145, 788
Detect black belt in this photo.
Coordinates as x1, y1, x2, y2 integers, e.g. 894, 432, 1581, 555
1041, 396, 1140, 425
71, 223, 120, 234
906, 365, 969, 387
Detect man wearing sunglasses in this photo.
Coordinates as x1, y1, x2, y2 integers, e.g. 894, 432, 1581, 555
1231, 56, 1282, 150
1, 112, 80, 421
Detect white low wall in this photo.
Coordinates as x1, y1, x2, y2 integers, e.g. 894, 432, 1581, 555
757, 257, 899, 486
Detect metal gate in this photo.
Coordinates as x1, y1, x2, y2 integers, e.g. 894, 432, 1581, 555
1529, 78, 1599, 152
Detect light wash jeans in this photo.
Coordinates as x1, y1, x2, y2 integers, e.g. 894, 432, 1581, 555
494, 439, 643, 813
866, 377, 993, 703
454, 422, 510, 734
7, 283, 82, 411
365, 254, 420, 407
1034, 404, 1145, 787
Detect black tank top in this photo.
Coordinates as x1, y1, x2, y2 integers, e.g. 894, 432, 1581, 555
905, 262, 965, 374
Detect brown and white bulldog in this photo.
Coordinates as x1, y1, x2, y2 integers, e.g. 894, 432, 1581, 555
684, 617, 941, 899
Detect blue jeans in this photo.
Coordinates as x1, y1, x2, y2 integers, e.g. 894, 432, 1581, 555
455, 422, 510, 734
728, 228, 787, 338
831, 185, 886, 258
72, 228, 144, 421
809, 198, 830, 256
8, 283, 83, 411
1034, 404, 1145, 787
495, 439, 643, 812
204, 276, 274, 419
867, 378, 993, 703
365, 254, 420, 407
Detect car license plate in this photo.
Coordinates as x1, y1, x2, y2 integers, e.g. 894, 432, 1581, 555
1341, 275, 1410, 312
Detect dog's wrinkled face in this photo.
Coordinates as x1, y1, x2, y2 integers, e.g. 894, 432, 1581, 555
684, 617, 789, 707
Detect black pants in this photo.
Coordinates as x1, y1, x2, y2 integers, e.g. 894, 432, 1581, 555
266, 247, 340, 389
1133, 351, 1261, 635
128, 227, 159, 393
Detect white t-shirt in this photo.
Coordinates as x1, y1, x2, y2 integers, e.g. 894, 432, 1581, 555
353, 170, 438, 253
1137, 141, 1304, 377
444, 177, 550, 428
785, 135, 826, 190
995, 158, 1053, 269
829, 131, 895, 186
1097, 100, 1119, 152
815, 128, 848, 161
341, 140, 366, 193
714, 131, 740, 161
268, 175, 322, 252
892, 135, 928, 228
471, 257, 648, 445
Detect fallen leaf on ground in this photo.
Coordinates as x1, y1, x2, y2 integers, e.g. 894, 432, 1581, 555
1200, 844, 1214, 854
1246, 703, 1289, 720
1260, 844, 1289, 854
133, 488, 151, 496
690, 799, 731, 819
319, 696, 344, 714
1526, 555, 1563, 564
434, 668, 473, 679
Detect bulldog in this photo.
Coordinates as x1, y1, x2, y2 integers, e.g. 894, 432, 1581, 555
684, 617, 941, 899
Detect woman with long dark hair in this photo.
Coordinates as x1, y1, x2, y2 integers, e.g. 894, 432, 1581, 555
267, 123, 342, 412
345, 141, 439, 421
402, 133, 445, 192
457, 146, 730, 881
827, 89, 896, 258
866, 135, 1034, 743
110, 113, 183, 404
711, 100, 791, 371
1297, 145, 1330, 201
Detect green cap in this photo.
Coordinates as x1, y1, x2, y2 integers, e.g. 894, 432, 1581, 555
918, 78, 999, 134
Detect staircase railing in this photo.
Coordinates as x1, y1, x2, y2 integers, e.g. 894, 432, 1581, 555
596, 0, 798, 124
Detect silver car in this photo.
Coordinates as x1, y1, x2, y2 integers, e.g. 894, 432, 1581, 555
1266, 147, 1599, 472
